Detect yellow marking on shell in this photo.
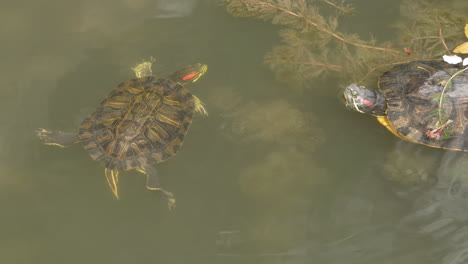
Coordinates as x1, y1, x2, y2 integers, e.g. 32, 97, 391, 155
163, 147, 175, 157
80, 120, 94, 129
115, 93, 161, 142
104, 168, 120, 199
79, 131, 94, 139
101, 117, 119, 127
83, 141, 98, 150
164, 98, 182, 105
118, 141, 130, 159
376, 116, 468, 152
108, 95, 130, 102
106, 100, 130, 109
96, 129, 114, 142
193, 95, 208, 116
377, 116, 408, 141
130, 142, 144, 155
125, 86, 144, 94
416, 66, 431, 74
146, 127, 163, 142
157, 113, 181, 127
416, 140, 467, 152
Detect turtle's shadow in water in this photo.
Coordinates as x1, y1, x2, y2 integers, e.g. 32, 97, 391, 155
393, 142, 468, 264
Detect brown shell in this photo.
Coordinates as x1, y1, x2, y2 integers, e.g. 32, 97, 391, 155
379, 60, 468, 151
78, 76, 195, 170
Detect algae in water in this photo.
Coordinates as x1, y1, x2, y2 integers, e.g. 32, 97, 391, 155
223, 0, 468, 87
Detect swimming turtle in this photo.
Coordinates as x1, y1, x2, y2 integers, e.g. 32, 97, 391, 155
36, 60, 208, 208
344, 60, 468, 151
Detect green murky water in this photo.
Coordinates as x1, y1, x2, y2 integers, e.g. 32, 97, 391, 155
2, 0, 468, 263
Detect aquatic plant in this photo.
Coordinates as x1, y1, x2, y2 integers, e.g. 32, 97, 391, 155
238, 149, 328, 200
207, 86, 323, 150
223, 0, 468, 87
398, 1, 467, 58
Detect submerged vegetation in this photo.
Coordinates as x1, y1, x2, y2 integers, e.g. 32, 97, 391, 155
218, 0, 468, 198
223, 0, 468, 87
218, 0, 468, 195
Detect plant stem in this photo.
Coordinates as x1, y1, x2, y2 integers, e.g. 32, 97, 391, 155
286, 61, 343, 70
319, 0, 352, 14
249, 0, 404, 55
436, 16, 450, 54
438, 67, 468, 124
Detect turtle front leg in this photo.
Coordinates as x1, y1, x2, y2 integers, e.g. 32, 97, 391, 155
193, 95, 208, 116
35, 128, 79, 148
138, 166, 176, 210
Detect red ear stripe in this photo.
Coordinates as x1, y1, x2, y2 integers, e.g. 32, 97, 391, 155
361, 98, 374, 107
182, 72, 200, 81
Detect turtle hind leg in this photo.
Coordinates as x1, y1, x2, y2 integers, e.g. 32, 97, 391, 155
138, 166, 176, 210
35, 128, 79, 148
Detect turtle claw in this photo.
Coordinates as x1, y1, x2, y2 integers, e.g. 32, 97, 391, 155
193, 96, 208, 116
36, 128, 52, 141
160, 190, 176, 210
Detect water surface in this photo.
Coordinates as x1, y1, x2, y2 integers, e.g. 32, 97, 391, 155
2, 0, 468, 263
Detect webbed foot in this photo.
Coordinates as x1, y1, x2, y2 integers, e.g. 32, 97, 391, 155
159, 190, 176, 210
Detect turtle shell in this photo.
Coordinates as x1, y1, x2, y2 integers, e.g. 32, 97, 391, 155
78, 76, 195, 170
378, 60, 468, 151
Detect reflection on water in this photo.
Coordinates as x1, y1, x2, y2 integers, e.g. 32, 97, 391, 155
2, 0, 468, 263
154, 0, 198, 18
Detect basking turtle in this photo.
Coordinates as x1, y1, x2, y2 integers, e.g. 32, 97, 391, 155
344, 60, 468, 151
36, 60, 208, 208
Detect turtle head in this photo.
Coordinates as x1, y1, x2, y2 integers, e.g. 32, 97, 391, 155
169, 63, 208, 85
343, 84, 386, 116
